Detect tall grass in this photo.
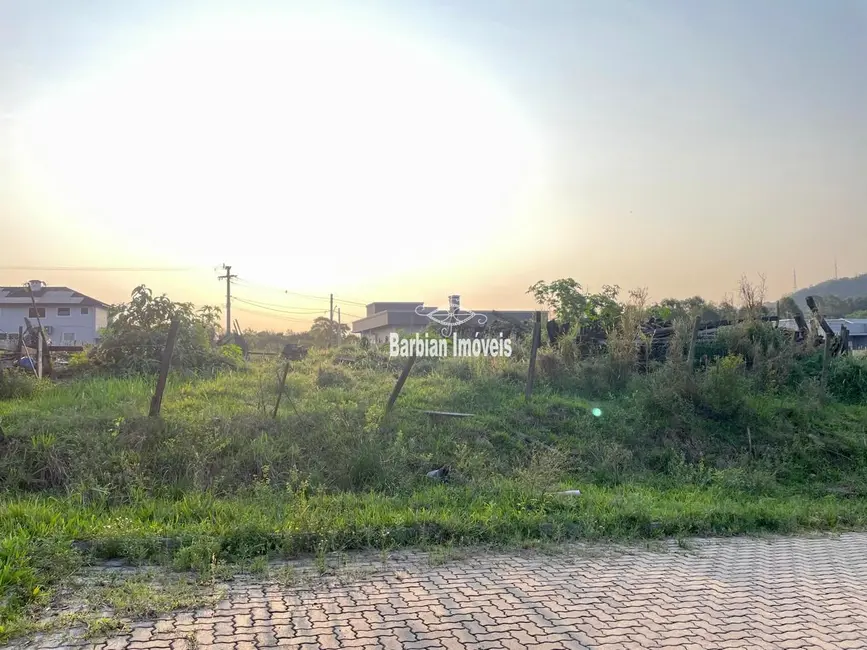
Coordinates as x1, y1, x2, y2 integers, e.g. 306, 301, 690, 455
2, 321, 867, 639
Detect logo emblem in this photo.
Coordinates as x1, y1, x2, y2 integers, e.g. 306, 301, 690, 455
415, 295, 488, 337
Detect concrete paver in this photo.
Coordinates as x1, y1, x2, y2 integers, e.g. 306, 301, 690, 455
8, 533, 867, 649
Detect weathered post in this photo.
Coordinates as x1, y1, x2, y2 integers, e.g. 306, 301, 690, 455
525, 311, 542, 401
272, 359, 291, 419
687, 315, 701, 368
149, 318, 181, 417
840, 325, 850, 355
821, 334, 832, 391
36, 335, 43, 379
273, 344, 307, 418
386, 353, 416, 415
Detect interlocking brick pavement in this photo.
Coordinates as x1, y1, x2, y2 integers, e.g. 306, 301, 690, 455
8, 533, 867, 649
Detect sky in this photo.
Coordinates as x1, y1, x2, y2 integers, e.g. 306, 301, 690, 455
2, 0, 866, 331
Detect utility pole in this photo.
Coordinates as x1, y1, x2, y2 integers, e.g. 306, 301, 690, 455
218, 264, 237, 337
793, 269, 797, 292
337, 308, 341, 346
329, 293, 334, 348
834, 257, 838, 280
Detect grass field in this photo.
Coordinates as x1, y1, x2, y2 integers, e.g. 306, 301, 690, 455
2, 337, 867, 640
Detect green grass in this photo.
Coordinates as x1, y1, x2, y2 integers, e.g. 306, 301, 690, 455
1, 340, 867, 641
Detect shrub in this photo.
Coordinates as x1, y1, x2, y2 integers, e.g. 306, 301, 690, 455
694, 354, 750, 421
572, 356, 632, 398
827, 355, 867, 403
85, 286, 236, 375
537, 350, 566, 383
316, 366, 351, 388
715, 321, 794, 368
218, 344, 244, 363
0, 371, 39, 400
440, 358, 474, 381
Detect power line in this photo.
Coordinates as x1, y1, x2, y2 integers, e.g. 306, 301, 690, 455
232, 294, 327, 313
235, 277, 372, 306
233, 277, 330, 301
0, 266, 201, 272
233, 306, 315, 323
284, 289, 334, 301
333, 297, 369, 307
234, 297, 327, 318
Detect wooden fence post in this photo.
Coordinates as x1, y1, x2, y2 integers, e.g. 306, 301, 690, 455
36, 335, 43, 379
821, 334, 832, 391
525, 311, 542, 401
386, 354, 416, 415
840, 325, 850, 355
272, 359, 291, 418
149, 318, 181, 417
687, 315, 701, 368
16, 326, 23, 359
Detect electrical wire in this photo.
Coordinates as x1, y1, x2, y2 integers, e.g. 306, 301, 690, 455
0, 266, 202, 272
233, 306, 315, 323
234, 277, 372, 306
233, 297, 329, 317
232, 277, 329, 301
231, 295, 326, 313
332, 296, 369, 307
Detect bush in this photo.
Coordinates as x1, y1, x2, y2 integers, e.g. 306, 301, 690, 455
0, 371, 39, 400
84, 286, 237, 376
440, 358, 474, 381
694, 354, 750, 421
316, 366, 351, 388
827, 355, 867, 403
714, 321, 794, 367
537, 350, 566, 383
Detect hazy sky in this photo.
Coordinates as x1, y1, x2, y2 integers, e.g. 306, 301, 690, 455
2, 0, 866, 330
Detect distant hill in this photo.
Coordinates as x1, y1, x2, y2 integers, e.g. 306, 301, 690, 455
785, 273, 867, 312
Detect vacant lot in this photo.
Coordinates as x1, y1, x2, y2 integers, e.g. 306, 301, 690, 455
2, 326, 867, 641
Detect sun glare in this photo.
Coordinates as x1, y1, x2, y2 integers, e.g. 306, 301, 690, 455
11, 10, 546, 286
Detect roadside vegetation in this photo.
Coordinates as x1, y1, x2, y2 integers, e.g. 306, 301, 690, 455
1, 279, 866, 641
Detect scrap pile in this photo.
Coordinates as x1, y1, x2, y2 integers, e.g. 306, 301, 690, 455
544, 295, 852, 364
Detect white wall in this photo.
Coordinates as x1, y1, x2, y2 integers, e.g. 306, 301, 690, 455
361, 325, 429, 344
0, 305, 107, 345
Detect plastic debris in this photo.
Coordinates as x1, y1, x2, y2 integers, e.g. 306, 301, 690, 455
426, 466, 450, 481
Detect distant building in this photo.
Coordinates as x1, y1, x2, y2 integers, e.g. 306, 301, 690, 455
778, 318, 867, 350
0, 280, 110, 347
351, 299, 536, 344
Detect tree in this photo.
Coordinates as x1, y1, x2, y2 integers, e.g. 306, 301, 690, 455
816, 295, 860, 318
309, 316, 350, 348
88, 285, 232, 374
528, 279, 623, 331
527, 278, 586, 324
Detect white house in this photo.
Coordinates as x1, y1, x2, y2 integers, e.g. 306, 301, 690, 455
0, 280, 110, 348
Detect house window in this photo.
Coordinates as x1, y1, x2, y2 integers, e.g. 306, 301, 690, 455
29, 307, 46, 318
57, 307, 71, 316
62, 332, 75, 342
81, 307, 89, 315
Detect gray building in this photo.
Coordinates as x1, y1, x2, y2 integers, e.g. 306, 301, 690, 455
352, 300, 536, 344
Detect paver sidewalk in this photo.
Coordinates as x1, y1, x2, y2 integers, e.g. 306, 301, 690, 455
10, 533, 867, 650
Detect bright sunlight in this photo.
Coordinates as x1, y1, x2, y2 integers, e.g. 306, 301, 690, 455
10, 8, 547, 286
